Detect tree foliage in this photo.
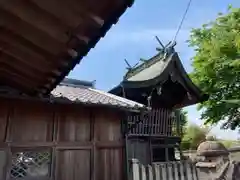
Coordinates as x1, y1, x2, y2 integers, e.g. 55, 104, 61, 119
220, 139, 237, 148
188, 6, 240, 130
181, 124, 210, 150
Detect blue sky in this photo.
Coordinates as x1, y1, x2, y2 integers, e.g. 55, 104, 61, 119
68, 0, 240, 139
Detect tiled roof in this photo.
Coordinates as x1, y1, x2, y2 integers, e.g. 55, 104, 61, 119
51, 84, 146, 111
0, 78, 146, 112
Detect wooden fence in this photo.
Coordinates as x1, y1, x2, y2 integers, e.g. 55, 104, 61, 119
128, 109, 183, 137
130, 159, 199, 180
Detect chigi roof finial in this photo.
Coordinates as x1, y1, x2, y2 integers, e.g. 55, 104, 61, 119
155, 36, 177, 60
124, 58, 139, 71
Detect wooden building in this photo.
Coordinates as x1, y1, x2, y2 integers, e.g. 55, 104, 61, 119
0, 1, 146, 179
0, 0, 134, 96
0, 78, 147, 180
109, 48, 208, 165
0, 1, 140, 179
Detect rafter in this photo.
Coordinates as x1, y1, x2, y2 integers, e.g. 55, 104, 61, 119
0, 28, 68, 68
0, 0, 132, 95
71, 0, 121, 18
0, 63, 44, 88
0, 76, 32, 94
30, 0, 104, 28
0, 0, 69, 43
0, 68, 38, 90
29, 0, 82, 27
0, 40, 55, 74
0, 52, 55, 81
0, 27, 54, 58
0, 8, 64, 55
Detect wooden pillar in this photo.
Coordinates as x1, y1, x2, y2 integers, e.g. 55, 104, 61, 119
149, 137, 153, 164
165, 147, 169, 161
90, 111, 96, 180
51, 109, 57, 179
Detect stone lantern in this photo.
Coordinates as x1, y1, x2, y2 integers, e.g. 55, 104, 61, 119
195, 141, 231, 180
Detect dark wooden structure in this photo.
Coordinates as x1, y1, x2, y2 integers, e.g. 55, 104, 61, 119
110, 49, 208, 165
0, 2, 139, 179
0, 79, 146, 180
0, 0, 134, 95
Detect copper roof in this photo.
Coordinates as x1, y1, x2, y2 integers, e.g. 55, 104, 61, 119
0, 0, 134, 95
110, 52, 208, 108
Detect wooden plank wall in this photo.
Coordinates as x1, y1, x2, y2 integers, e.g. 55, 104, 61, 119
0, 98, 124, 180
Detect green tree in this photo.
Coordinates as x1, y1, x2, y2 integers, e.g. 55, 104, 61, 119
222, 99, 240, 106
188, 6, 240, 130
220, 140, 235, 148
181, 124, 210, 150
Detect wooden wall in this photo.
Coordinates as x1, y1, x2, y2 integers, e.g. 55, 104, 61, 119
0, 98, 125, 180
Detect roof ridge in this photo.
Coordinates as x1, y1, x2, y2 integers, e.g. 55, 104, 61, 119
58, 83, 89, 89
89, 88, 145, 108
61, 78, 94, 88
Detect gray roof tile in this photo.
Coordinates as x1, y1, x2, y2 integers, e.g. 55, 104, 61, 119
51, 84, 146, 111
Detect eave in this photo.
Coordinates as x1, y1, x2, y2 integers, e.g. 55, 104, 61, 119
0, 0, 134, 95
109, 52, 208, 107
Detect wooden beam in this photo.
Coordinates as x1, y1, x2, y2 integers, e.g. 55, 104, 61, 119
66, 36, 90, 53
0, 67, 39, 89
0, 0, 69, 43
96, 141, 124, 148
67, 49, 78, 58
30, 0, 104, 28
0, 40, 61, 76
55, 141, 124, 149
30, 0, 93, 47
29, 0, 84, 28
70, 0, 119, 20
0, 8, 64, 55
8, 142, 54, 148
0, 27, 53, 61
56, 142, 92, 150
0, 27, 69, 67
0, 75, 33, 94
0, 52, 49, 83
28, 0, 97, 45
75, 35, 91, 44
0, 49, 61, 90
0, 49, 61, 78
29, 0, 99, 44
0, 64, 43, 89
